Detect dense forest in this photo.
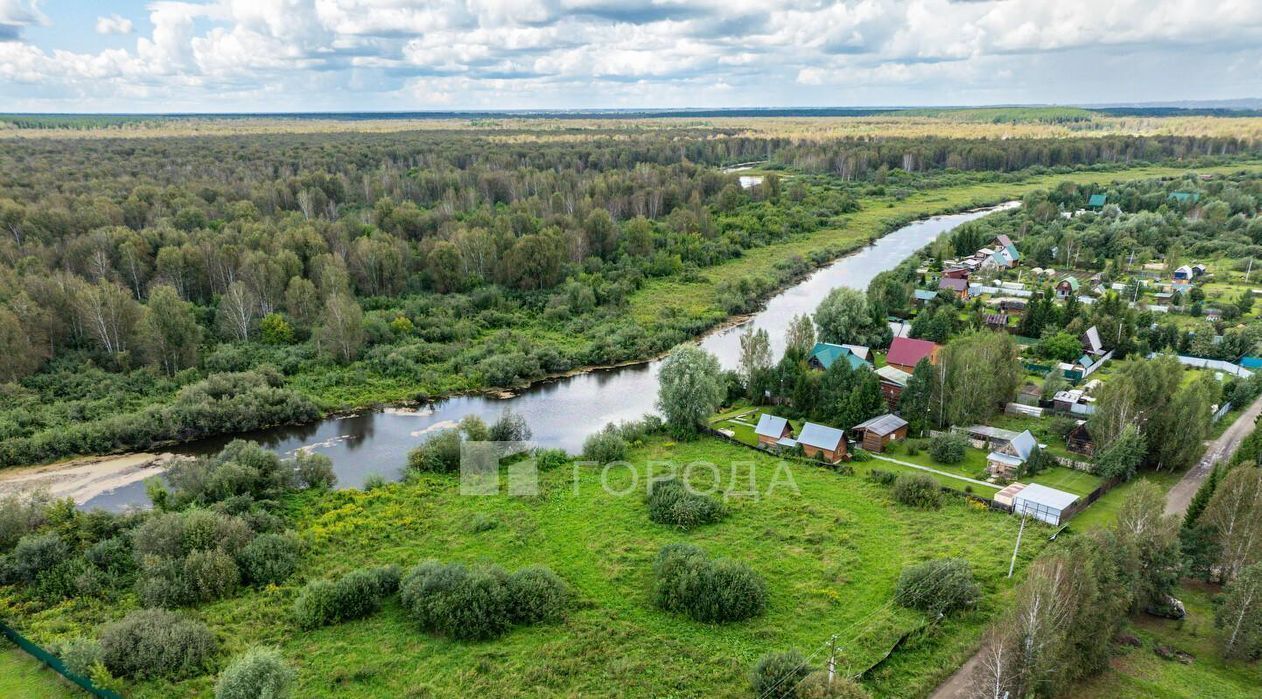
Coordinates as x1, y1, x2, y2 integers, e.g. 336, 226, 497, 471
0, 125, 1258, 467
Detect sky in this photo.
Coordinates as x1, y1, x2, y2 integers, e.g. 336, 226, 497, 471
1, 0, 1261, 113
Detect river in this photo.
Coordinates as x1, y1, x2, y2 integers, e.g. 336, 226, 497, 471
82, 202, 1017, 510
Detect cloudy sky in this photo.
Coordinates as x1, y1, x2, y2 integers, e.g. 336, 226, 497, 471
2, 0, 1261, 113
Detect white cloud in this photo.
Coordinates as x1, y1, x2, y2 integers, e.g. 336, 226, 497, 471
2, 0, 1262, 110
95, 14, 135, 35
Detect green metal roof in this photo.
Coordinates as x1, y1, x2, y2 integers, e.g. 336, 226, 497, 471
809, 342, 869, 371
1087, 194, 1107, 207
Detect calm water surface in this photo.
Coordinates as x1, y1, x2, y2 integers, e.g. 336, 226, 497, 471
84, 203, 1016, 510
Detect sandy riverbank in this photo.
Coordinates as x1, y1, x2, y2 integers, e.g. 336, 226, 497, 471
0, 453, 182, 506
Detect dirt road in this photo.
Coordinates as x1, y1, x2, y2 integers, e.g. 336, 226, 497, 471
1164, 392, 1262, 516
928, 392, 1262, 698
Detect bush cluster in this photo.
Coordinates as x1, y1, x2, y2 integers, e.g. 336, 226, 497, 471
653, 543, 766, 623
399, 561, 569, 640
215, 647, 296, 699
99, 609, 216, 680
892, 474, 943, 509
865, 469, 897, 485
0, 369, 319, 468
929, 432, 967, 464
647, 478, 726, 530
132, 509, 258, 608
894, 558, 980, 615
292, 564, 401, 629
750, 649, 871, 699
236, 532, 302, 587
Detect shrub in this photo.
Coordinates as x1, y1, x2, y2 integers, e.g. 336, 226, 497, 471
137, 558, 192, 608
646, 478, 726, 530
86, 536, 136, 579
892, 474, 943, 509
653, 543, 766, 623
894, 558, 980, 615
3, 532, 68, 583
866, 469, 897, 485
99, 609, 216, 680
795, 671, 871, 698
292, 565, 399, 628
505, 566, 570, 625
849, 448, 872, 462
750, 649, 809, 699
929, 433, 967, 464
362, 473, 387, 490
406, 429, 462, 472
489, 411, 532, 442
533, 448, 570, 471
183, 549, 241, 604
215, 647, 295, 699
0, 493, 49, 552
164, 440, 295, 506
237, 532, 301, 586
294, 451, 336, 489
57, 637, 103, 678
400, 561, 512, 641
582, 425, 628, 463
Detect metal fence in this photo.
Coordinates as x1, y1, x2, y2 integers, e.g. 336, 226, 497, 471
0, 620, 123, 698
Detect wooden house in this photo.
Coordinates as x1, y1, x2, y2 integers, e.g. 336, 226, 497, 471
885, 337, 940, 374
797, 422, 846, 463
851, 414, 908, 453
1066, 421, 1095, 456
1055, 276, 1080, 299
938, 277, 970, 300
753, 414, 792, 448
807, 342, 870, 371
875, 365, 912, 409
986, 430, 1038, 478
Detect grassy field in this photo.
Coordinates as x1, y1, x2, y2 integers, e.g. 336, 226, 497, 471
1, 436, 1054, 698
1071, 583, 1262, 699
0, 643, 80, 698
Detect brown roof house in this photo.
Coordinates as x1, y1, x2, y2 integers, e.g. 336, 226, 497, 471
938, 277, 970, 300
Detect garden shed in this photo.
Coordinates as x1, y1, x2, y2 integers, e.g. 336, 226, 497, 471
851, 414, 909, 452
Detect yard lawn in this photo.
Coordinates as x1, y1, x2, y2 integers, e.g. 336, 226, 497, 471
0, 643, 81, 698
1071, 469, 1185, 530
0, 436, 1050, 699
879, 441, 992, 481
1071, 582, 1262, 699
1026, 467, 1103, 497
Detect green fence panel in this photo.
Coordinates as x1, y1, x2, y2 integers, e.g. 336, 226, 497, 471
0, 621, 124, 698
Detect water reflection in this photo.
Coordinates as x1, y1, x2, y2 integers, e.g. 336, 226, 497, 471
82, 203, 1016, 510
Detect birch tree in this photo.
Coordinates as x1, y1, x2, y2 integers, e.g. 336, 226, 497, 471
1204, 466, 1262, 582
1217, 562, 1262, 659
783, 314, 815, 357
216, 281, 259, 342
74, 280, 141, 356
316, 293, 365, 364
737, 326, 772, 389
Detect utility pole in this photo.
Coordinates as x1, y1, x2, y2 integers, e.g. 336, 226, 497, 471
1008, 511, 1029, 578
1246, 257, 1254, 284
827, 634, 838, 687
